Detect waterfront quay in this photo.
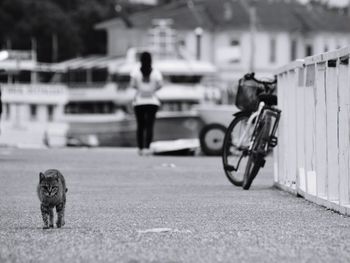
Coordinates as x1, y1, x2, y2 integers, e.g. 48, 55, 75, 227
1, 147, 350, 263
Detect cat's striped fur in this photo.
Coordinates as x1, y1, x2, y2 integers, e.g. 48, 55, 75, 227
37, 169, 67, 229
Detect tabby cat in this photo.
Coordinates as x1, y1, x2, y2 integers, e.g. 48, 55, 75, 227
37, 169, 68, 229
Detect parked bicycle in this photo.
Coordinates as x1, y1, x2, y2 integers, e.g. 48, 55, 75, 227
222, 73, 281, 190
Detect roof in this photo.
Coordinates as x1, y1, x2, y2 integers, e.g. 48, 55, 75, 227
51, 51, 216, 75
95, 0, 350, 32
52, 55, 125, 72
116, 59, 216, 75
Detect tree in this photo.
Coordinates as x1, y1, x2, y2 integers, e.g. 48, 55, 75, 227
0, 0, 81, 62
0, 0, 163, 62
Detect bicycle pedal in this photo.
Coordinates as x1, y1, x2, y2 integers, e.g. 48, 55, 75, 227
260, 159, 266, 167
253, 153, 266, 167
269, 136, 278, 148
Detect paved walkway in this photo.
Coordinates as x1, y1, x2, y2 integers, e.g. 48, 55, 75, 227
0, 148, 350, 263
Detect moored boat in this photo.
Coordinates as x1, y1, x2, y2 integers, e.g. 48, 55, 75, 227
0, 49, 222, 148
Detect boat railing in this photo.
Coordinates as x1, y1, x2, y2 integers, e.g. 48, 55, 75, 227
66, 82, 112, 89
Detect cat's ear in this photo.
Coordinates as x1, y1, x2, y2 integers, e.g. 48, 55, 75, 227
39, 172, 45, 182
54, 172, 59, 181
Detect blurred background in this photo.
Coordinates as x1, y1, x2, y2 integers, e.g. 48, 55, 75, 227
0, 0, 349, 152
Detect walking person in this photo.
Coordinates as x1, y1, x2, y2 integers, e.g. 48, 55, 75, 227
130, 51, 163, 155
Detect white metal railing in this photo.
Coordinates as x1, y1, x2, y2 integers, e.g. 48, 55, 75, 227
274, 46, 350, 214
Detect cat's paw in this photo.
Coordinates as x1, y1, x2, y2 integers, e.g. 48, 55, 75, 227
42, 225, 50, 230
56, 219, 65, 228
49, 224, 54, 228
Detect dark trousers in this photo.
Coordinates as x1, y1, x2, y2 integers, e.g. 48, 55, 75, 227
134, 105, 159, 149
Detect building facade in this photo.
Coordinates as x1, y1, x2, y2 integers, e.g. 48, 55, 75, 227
96, 0, 350, 81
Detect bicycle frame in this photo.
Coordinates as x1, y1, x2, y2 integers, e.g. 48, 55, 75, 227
235, 102, 265, 150
226, 104, 265, 172
263, 107, 281, 151
252, 106, 281, 154
236, 102, 281, 154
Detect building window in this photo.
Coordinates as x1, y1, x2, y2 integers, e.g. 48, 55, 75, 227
178, 39, 186, 47
2, 103, 10, 120
0, 72, 8, 83
305, 44, 313, 57
324, 45, 329, 52
30, 104, 37, 121
148, 19, 176, 57
5, 103, 10, 120
64, 102, 114, 114
229, 39, 241, 63
269, 37, 277, 63
231, 39, 240, 46
47, 105, 54, 122
291, 39, 297, 61
216, 38, 241, 64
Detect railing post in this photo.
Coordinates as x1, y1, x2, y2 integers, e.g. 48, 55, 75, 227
281, 71, 288, 185
325, 58, 339, 202
276, 63, 301, 189
315, 61, 328, 199
305, 64, 317, 195
296, 66, 306, 192
276, 72, 285, 184
338, 54, 350, 206
287, 68, 298, 188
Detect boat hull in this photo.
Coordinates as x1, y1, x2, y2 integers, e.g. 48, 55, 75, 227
66, 118, 137, 147
66, 113, 204, 147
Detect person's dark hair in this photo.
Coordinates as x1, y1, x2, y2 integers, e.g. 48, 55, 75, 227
140, 51, 152, 82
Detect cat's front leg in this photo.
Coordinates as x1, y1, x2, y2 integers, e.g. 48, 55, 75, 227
56, 203, 65, 228
40, 204, 50, 229
48, 208, 54, 228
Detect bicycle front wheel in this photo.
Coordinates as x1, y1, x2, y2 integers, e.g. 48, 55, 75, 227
222, 112, 252, 186
242, 117, 271, 190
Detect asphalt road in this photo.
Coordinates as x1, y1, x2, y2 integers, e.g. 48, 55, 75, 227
0, 148, 350, 263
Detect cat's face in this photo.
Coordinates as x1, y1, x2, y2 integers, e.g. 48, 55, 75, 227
39, 173, 59, 197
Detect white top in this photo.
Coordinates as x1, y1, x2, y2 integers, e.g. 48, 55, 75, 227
130, 68, 163, 106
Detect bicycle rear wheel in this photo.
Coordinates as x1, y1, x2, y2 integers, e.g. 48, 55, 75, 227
242, 117, 271, 190
222, 112, 253, 186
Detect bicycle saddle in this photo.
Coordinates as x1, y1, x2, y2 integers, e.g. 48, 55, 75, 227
258, 94, 278, 106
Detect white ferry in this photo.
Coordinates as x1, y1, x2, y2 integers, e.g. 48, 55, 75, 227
0, 50, 68, 147
0, 49, 221, 148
